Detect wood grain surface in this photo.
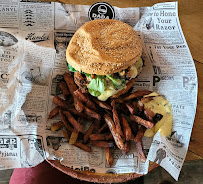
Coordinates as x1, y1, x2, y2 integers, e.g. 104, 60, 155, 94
38, 0, 203, 161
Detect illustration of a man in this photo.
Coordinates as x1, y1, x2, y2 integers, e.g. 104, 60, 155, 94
21, 137, 44, 167
154, 148, 166, 165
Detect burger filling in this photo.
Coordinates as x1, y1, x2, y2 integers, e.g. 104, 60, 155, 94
68, 58, 143, 101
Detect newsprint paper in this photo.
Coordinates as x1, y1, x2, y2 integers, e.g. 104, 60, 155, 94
0, 0, 197, 180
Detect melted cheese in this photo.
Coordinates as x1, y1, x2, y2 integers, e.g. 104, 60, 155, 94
97, 59, 143, 101
98, 87, 118, 101
143, 92, 173, 137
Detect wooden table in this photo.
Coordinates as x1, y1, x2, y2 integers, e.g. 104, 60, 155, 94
41, 0, 203, 161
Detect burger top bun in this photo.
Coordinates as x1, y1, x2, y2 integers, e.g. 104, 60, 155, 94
66, 19, 142, 75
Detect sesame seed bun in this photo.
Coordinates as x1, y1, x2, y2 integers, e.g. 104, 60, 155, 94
66, 19, 142, 75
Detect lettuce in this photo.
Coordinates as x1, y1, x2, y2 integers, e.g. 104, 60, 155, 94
106, 75, 126, 89
88, 76, 105, 97
68, 64, 92, 78
68, 64, 77, 72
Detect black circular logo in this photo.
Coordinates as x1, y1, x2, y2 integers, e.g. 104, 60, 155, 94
88, 2, 115, 21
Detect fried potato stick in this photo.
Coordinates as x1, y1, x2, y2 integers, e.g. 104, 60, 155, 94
84, 123, 95, 143
53, 96, 69, 109
67, 108, 92, 120
63, 72, 84, 112
123, 90, 152, 101
126, 103, 138, 115
122, 141, 131, 155
59, 109, 73, 132
63, 72, 77, 93
48, 106, 59, 119
128, 121, 138, 138
130, 115, 154, 129
105, 147, 114, 167
84, 106, 101, 120
111, 100, 124, 137
93, 119, 101, 133
59, 81, 70, 99
91, 97, 112, 110
63, 111, 83, 132
136, 141, 146, 162
121, 115, 133, 141
97, 123, 108, 133
63, 131, 92, 152
134, 126, 147, 143
89, 133, 113, 141
111, 78, 136, 98
51, 121, 64, 132
104, 114, 125, 150
144, 108, 155, 121
74, 89, 97, 110
69, 129, 79, 145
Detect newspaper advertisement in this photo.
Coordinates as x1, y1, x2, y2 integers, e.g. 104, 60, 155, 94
0, 0, 197, 180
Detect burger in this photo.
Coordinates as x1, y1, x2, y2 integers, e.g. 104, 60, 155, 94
66, 19, 143, 101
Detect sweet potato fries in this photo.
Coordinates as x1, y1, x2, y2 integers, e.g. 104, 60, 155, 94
48, 72, 156, 166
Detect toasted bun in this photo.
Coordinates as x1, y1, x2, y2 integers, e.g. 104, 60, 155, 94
66, 19, 142, 75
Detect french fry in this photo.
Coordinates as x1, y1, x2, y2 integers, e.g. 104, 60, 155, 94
63, 72, 77, 93
136, 141, 146, 162
84, 123, 95, 143
93, 119, 101, 132
130, 115, 154, 129
135, 100, 144, 112
104, 114, 125, 150
74, 98, 84, 113
111, 78, 136, 98
111, 100, 124, 137
126, 102, 138, 115
51, 121, 64, 132
112, 98, 124, 104
67, 108, 92, 120
123, 90, 152, 101
121, 115, 133, 141
122, 141, 131, 155
106, 133, 114, 140
63, 72, 84, 112
59, 81, 70, 99
104, 109, 112, 116
134, 126, 146, 143
91, 97, 112, 110
128, 121, 138, 138
105, 147, 114, 167
74, 142, 92, 152
63, 111, 83, 132
48, 106, 59, 119
65, 96, 74, 104
89, 133, 113, 141
144, 108, 155, 121
84, 106, 101, 120
63, 131, 92, 152
74, 89, 97, 110
69, 128, 79, 145
53, 96, 69, 109
59, 109, 73, 132
90, 140, 114, 148
117, 103, 130, 115
97, 123, 108, 133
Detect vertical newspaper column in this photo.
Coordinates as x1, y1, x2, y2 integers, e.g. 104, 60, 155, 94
135, 2, 197, 180
0, 0, 25, 169
11, 1, 55, 168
